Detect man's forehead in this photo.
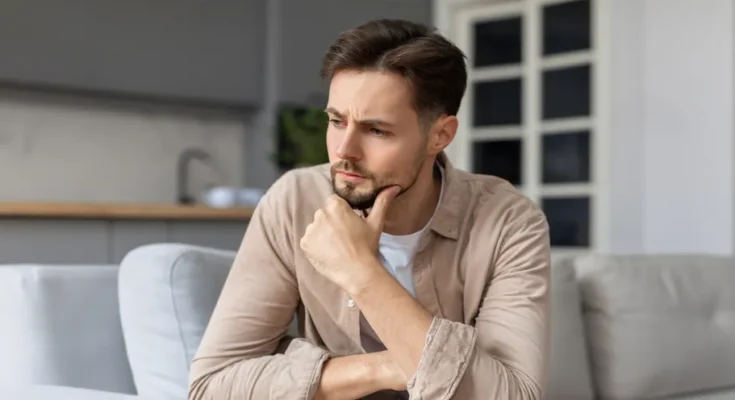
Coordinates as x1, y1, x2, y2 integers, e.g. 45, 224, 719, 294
327, 70, 414, 118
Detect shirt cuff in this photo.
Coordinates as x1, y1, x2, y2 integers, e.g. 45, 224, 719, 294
407, 317, 477, 399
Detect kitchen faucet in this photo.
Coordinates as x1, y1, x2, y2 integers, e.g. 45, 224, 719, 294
177, 148, 212, 205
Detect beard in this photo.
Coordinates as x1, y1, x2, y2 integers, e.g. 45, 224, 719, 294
330, 155, 425, 211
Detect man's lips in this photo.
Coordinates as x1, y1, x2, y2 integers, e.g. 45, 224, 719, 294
337, 171, 366, 182
338, 171, 364, 178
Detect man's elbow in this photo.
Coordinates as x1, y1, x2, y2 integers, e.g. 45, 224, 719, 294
505, 368, 544, 400
187, 362, 232, 400
187, 370, 213, 400
456, 354, 544, 400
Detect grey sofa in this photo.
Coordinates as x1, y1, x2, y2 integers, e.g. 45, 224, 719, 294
1, 244, 734, 399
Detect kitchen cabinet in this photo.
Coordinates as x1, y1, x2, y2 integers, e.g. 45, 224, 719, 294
0, 220, 110, 264
276, 0, 433, 105
0, 0, 265, 107
0, 0, 432, 108
167, 221, 246, 254
0, 219, 248, 265
110, 222, 168, 264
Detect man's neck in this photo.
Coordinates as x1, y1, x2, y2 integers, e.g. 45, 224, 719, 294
381, 162, 442, 236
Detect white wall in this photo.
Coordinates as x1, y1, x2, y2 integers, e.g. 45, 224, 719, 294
608, 0, 646, 254
641, 0, 733, 255
608, 0, 734, 255
0, 90, 247, 204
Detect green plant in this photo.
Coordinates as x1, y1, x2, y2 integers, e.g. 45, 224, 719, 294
273, 107, 330, 168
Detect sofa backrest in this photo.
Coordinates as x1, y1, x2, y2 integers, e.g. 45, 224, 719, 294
0, 264, 136, 394
121, 245, 735, 400
574, 254, 735, 399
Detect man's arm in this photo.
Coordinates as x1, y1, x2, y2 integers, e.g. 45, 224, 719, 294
187, 181, 330, 400
314, 351, 407, 400
351, 203, 551, 399
188, 175, 408, 400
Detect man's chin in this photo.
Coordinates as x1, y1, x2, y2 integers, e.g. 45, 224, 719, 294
334, 191, 377, 211
346, 198, 376, 211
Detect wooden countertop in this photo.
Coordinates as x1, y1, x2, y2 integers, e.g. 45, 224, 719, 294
0, 202, 255, 221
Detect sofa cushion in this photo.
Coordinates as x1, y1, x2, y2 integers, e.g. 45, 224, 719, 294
118, 243, 237, 400
575, 255, 735, 400
546, 256, 595, 400
670, 386, 735, 400
0, 264, 135, 394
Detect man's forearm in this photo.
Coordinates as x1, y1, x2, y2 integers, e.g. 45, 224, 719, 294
189, 339, 330, 400
349, 259, 434, 378
314, 351, 405, 400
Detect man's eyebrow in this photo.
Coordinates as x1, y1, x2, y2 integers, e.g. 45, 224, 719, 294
324, 107, 395, 127
324, 107, 343, 118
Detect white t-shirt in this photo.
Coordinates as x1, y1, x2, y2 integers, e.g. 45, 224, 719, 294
359, 163, 446, 353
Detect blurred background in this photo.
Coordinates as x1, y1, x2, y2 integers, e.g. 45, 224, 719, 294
1, 1, 734, 400
1, 0, 732, 261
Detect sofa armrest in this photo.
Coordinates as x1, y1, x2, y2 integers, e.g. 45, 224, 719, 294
0, 264, 136, 394
118, 243, 237, 400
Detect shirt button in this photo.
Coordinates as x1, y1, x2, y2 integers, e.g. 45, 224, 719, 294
347, 299, 355, 308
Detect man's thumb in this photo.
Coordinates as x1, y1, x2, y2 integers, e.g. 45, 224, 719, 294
367, 185, 401, 230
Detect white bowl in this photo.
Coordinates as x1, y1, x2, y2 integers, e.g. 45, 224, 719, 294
202, 186, 239, 208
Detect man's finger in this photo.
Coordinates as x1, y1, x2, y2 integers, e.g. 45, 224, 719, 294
366, 185, 401, 231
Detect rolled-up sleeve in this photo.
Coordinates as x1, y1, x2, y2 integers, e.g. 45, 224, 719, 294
188, 175, 330, 400
407, 207, 551, 400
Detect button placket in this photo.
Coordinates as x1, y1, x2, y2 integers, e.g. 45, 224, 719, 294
412, 242, 444, 319
342, 290, 362, 351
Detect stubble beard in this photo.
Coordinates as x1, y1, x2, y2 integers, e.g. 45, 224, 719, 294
330, 153, 425, 211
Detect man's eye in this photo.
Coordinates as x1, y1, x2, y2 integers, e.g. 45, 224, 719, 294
370, 128, 386, 136
329, 119, 344, 127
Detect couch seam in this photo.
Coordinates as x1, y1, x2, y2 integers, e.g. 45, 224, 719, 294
168, 248, 194, 376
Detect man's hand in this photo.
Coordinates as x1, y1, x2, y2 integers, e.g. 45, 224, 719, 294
300, 186, 400, 294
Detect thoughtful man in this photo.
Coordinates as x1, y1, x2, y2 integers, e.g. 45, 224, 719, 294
188, 19, 550, 400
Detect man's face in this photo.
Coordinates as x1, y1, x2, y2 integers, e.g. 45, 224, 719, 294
325, 70, 428, 210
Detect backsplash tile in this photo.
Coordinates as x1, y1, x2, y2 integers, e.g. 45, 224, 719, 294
0, 91, 246, 203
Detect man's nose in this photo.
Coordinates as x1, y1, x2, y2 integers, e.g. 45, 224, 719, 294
335, 127, 362, 160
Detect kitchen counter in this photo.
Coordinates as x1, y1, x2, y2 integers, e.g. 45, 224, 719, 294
0, 202, 255, 221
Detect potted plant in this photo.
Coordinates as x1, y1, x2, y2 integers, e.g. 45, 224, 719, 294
273, 106, 330, 171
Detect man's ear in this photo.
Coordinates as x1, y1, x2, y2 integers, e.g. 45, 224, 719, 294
427, 115, 458, 156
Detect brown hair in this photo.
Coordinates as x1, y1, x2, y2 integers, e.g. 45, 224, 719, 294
320, 19, 467, 124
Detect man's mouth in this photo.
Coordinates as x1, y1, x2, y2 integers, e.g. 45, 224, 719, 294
338, 171, 363, 178
337, 171, 366, 182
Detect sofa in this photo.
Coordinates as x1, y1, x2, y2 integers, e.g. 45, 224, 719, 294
1, 243, 734, 399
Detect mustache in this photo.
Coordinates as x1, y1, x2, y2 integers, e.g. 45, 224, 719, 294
331, 161, 372, 178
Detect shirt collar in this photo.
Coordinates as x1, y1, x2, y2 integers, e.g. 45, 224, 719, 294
427, 151, 462, 240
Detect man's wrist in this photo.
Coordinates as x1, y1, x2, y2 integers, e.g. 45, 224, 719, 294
369, 351, 408, 392
345, 256, 388, 297
362, 351, 388, 388
316, 353, 395, 400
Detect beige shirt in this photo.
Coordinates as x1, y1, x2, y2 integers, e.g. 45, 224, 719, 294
188, 153, 551, 400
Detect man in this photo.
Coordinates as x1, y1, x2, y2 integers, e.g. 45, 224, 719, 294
188, 19, 550, 400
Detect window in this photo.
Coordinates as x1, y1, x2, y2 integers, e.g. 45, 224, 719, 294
453, 0, 601, 252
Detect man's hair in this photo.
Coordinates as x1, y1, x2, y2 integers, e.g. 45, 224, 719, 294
320, 19, 467, 124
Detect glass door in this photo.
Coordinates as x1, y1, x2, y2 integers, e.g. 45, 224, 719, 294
453, 0, 603, 253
